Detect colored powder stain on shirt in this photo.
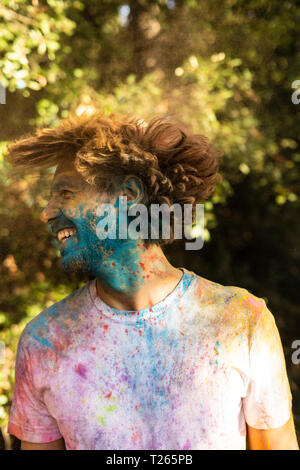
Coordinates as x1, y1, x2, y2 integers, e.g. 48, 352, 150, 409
214, 341, 220, 355
97, 416, 105, 426
106, 405, 117, 413
183, 438, 192, 450
7, 268, 293, 450
31, 334, 55, 351
74, 363, 87, 379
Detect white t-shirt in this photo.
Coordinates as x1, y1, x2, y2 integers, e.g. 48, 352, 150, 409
8, 268, 292, 449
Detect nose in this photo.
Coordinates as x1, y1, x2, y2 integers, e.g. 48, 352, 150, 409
40, 199, 61, 223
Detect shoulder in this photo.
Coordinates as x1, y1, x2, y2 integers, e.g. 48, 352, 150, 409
185, 269, 268, 336
19, 280, 95, 352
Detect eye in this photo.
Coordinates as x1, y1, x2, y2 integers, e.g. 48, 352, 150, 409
61, 189, 73, 199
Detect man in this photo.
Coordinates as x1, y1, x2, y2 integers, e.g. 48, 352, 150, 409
6, 112, 298, 450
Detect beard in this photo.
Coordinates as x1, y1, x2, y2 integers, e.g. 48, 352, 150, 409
60, 243, 98, 276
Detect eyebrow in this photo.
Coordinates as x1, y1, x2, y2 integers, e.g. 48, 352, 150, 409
50, 179, 81, 194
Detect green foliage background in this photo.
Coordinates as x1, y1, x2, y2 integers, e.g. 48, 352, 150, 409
0, 0, 299, 449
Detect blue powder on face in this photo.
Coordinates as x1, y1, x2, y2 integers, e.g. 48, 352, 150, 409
58, 199, 146, 292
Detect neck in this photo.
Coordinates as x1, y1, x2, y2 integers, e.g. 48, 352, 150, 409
95, 241, 182, 311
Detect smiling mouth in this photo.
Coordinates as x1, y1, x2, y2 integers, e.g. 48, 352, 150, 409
57, 228, 77, 244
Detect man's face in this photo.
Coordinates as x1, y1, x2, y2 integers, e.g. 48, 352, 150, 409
40, 160, 112, 274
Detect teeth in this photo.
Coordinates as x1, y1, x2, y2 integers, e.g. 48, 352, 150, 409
57, 228, 77, 242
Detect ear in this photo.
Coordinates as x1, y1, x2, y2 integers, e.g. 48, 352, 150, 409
120, 175, 145, 205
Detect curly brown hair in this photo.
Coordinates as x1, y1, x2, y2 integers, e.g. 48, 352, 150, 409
6, 111, 222, 244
